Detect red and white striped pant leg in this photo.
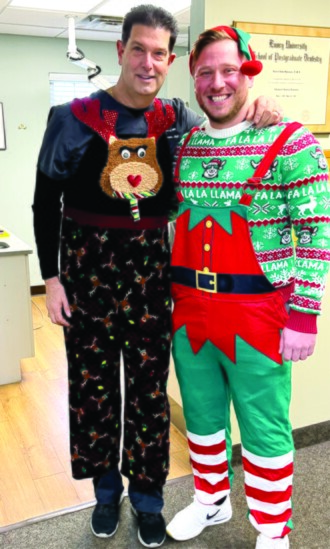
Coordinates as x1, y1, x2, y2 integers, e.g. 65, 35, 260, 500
242, 446, 294, 538
187, 429, 231, 504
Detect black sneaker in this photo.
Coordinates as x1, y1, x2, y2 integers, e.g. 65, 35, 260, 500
90, 492, 124, 538
131, 506, 166, 548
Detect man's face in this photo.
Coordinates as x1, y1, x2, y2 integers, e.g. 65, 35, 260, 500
117, 24, 176, 104
193, 39, 254, 129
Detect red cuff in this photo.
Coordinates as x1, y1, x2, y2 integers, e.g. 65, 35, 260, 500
286, 309, 318, 334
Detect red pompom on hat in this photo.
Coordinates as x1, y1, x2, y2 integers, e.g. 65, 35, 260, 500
190, 25, 263, 76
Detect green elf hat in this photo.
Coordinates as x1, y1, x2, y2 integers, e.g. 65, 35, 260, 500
190, 25, 263, 76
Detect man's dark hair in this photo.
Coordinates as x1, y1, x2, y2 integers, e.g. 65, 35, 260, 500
121, 4, 179, 52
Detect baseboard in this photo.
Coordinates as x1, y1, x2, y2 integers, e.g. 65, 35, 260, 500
169, 396, 330, 466
292, 420, 330, 450
31, 285, 45, 295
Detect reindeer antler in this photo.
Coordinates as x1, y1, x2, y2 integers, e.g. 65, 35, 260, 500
71, 98, 118, 142
71, 97, 175, 142
145, 98, 175, 140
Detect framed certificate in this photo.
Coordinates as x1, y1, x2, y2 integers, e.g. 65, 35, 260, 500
234, 22, 330, 133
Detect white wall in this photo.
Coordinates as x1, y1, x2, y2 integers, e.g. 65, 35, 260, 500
166, 54, 190, 106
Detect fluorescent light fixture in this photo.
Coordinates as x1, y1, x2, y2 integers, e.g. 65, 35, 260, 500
9, 0, 191, 17
96, 1, 191, 17
10, 0, 99, 11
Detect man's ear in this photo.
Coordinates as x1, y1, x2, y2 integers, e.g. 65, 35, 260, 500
168, 53, 176, 67
117, 40, 124, 65
248, 76, 254, 88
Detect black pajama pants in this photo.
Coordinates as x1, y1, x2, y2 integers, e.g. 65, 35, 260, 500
60, 216, 172, 492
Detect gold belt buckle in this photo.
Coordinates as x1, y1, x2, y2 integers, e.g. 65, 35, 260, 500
196, 270, 217, 293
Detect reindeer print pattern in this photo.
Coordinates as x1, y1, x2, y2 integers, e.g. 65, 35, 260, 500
60, 216, 171, 489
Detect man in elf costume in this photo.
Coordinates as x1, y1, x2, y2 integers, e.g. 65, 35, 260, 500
166, 26, 330, 549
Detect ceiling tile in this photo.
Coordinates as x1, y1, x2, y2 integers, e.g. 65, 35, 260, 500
9, 0, 101, 11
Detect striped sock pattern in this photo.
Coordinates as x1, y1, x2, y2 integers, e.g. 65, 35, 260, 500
187, 429, 231, 504
242, 446, 294, 538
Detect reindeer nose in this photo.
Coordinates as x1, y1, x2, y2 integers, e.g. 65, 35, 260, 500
128, 175, 142, 188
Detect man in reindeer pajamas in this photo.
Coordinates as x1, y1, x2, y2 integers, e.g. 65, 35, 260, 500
166, 26, 330, 549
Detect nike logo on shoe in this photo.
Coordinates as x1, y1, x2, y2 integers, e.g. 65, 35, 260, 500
206, 509, 220, 520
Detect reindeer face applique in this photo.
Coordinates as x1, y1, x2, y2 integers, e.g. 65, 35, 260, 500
99, 136, 163, 220
71, 97, 176, 221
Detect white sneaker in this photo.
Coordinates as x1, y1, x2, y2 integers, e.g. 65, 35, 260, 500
166, 496, 232, 541
256, 534, 290, 549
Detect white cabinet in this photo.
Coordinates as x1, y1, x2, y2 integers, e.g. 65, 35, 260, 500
0, 228, 34, 385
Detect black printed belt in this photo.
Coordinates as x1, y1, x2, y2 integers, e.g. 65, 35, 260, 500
171, 266, 275, 294
63, 207, 168, 230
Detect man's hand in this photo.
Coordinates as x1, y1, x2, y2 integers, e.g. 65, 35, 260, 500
45, 276, 71, 327
279, 327, 316, 362
246, 96, 283, 129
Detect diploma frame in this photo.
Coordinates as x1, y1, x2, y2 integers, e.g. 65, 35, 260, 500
233, 22, 330, 133
0, 103, 6, 150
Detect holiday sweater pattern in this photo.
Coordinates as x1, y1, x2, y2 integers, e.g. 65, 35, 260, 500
175, 119, 330, 321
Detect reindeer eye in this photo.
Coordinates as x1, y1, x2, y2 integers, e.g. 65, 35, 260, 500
137, 148, 146, 158
121, 149, 131, 159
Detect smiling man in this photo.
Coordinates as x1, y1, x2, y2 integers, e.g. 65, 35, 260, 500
193, 37, 254, 127
166, 25, 330, 549
33, 6, 285, 547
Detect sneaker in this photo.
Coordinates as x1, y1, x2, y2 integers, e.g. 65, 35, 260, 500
131, 506, 166, 548
166, 495, 232, 541
90, 491, 124, 538
256, 534, 290, 549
